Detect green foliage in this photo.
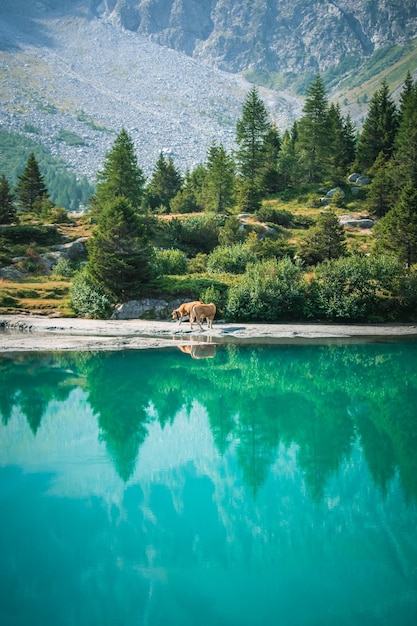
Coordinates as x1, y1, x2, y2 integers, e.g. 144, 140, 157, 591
207, 242, 257, 275
255, 206, 294, 227
69, 268, 113, 319
94, 128, 145, 212
373, 183, 417, 267
0, 224, 63, 246
299, 208, 347, 265
0, 174, 16, 224
188, 252, 208, 274
0, 129, 94, 210
199, 284, 222, 309
56, 130, 85, 146
150, 274, 230, 302
154, 248, 188, 275
202, 141, 235, 213
312, 254, 405, 321
15, 152, 49, 212
296, 75, 332, 183
218, 215, 245, 245
145, 152, 182, 213
225, 258, 307, 321
167, 213, 224, 255
354, 80, 399, 173
51, 258, 75, 278
87, 196, 156, 301
235, 86, 272, 211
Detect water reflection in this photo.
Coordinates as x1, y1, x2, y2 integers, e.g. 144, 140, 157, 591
177, 337, 217, 359
1, 343, 417, 625
1, 342, 417, 500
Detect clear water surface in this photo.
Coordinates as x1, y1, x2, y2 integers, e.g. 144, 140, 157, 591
1, 340, 417, 626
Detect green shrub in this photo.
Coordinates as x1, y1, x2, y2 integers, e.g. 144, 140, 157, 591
154, 248, 188, 275
69, 269, 113, 319
199, 284, 222, 309
207, 243, 257, 274
225, 258, 307, 321
188, 253, 208, 274
255, 206, 294, 227
51, 258, 75, 278
0, 225, 62, 246
312, 254, 405, 321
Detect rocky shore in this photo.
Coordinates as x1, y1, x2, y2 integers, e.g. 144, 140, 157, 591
1, 315, 417, 353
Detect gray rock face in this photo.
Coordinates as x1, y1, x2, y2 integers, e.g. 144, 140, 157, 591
98, 0, 417, 74
111, 298, 183, 320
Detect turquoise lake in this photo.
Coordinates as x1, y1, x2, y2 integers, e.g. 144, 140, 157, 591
1, 340, 417, 626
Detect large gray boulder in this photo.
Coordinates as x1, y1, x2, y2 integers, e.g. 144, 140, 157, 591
339, 215, 375, 228
111, 298, 184, 320
51, 238, 88, 261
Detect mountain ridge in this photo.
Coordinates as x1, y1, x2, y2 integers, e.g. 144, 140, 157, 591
1, 0, 416, 186
0, 1, 301, 182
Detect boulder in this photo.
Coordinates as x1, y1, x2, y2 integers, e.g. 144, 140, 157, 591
0, 265, 28, 281
339, 215, 375, 228
51, 237, 88, 261
111, 298, 182, 320
326, 187, 345, 197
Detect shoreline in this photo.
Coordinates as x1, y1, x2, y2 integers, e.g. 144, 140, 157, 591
1, 315, 417, 353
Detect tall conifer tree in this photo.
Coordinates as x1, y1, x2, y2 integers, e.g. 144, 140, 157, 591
0, 174, 16, 224
235, 86, 271, 211
95, 129, 145, 211
296, 75, 331, 183
203, 141, 235, 213
145, 152, 182, 213
87, 197, 155, 301
15, 152, 48, 212
355, 80, 399, 173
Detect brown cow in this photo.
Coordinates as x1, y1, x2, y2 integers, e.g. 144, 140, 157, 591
171, 301, 202, 325
190, 302, 216, 330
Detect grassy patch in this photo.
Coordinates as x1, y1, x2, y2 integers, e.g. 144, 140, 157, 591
0, 278, 72, 315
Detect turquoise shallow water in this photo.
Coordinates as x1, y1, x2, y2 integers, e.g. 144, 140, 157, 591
1, 341, 417, 626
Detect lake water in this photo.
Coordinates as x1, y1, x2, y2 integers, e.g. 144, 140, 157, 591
1, 340, 417, 626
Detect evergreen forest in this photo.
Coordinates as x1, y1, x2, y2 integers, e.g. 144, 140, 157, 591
1, 74, 417, 323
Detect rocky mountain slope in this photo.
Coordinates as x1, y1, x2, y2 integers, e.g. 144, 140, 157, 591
99, 0, 417, 77
0, 0, 301, 182
0, 0, 416, 184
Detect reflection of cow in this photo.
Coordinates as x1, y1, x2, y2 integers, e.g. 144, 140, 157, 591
190, 302, 216, 330
177, 343, 217, 359
171, 300, 202, 324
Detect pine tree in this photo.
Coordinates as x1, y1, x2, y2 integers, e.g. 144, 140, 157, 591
296, 75, 331, 183
300, 208, 346, 265
15, 152, 48, 212
235, 86, 271, 211
277, 126, 301, 188
327, 103, 352, 184
87, 197, 155, 301
393, 80, 417, 187
95, 129, 145, 212
203, 141, 235, 213
364, 152, 396, 218
145, 152, 182, 213
259, 124, 281, 195
0, 174, 16, 224
373, 182, 417, 268
355, 80, 399, 173
342, 114, 357, 170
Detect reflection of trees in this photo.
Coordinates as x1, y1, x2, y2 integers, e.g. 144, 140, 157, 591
82, 352, 156, 482
2, 341, 417, 501
0, 355, 78, 433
